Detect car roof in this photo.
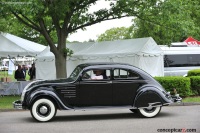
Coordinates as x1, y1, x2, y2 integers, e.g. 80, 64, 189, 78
77, 62, 155, 80
78, 62, 132, 67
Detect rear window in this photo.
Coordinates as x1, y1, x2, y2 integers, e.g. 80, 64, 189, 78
113, 69, 139, 79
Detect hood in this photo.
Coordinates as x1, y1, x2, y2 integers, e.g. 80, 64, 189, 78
38, 78, 73, 84
26, 78, 73, 90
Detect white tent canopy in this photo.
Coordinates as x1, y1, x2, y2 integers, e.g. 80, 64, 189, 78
73, 38, 162, 58
36, 42, 95, 79
38, 42, 94, 59
36, 37, 164, 80
0, 33, 46, 57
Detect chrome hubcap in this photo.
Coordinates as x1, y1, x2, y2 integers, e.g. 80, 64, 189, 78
39, 106, 48, 114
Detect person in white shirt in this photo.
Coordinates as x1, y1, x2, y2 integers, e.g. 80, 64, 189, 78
91, 70, 103, 80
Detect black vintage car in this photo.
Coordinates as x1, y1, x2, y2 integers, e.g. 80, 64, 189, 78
13, 63, 182, 122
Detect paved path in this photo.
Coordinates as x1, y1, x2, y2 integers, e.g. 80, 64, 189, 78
0, 105, 199, 133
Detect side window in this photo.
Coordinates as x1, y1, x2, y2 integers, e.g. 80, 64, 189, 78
82, 70, 93, 80
82, 69, 110, 80
114, 69, 139, 79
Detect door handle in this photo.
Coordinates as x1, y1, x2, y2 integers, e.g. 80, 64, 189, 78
107, 81, 112, 83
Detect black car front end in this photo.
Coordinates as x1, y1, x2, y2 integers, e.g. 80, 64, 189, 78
13, 80, 44, 110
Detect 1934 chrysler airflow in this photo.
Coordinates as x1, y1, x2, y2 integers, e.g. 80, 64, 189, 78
13, 63, 182, 122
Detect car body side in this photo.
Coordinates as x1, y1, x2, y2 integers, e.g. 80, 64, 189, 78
21, 64, 173, 111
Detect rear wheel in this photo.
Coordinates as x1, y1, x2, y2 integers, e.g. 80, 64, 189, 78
31, 98, 57, 122
138, 106, 161, 118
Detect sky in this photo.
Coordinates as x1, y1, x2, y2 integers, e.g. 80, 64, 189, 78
68, 17, 133, 42
67, 1, 134, 42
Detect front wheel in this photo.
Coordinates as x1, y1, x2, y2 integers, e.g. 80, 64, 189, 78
31, 98, 57, 122
138, 106, 161, 118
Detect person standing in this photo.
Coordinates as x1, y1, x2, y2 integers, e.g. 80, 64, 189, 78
28, 63, 36, 80
22, 64, 27, 79
14, 65, 25, 81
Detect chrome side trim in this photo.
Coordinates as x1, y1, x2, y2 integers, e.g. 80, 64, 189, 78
74, 105, 134, 111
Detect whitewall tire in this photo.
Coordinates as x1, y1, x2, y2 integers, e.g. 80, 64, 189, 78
138, 106, 161, 118
31, 98, 57, 122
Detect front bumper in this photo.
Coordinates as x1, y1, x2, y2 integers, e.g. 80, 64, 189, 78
13, 100, 23, 109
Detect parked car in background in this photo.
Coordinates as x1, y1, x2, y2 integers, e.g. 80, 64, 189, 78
13, 63, 182, 122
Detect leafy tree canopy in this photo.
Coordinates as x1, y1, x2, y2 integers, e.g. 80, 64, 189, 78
97, 0, 200, 45
97, 27, 133, 42
132, 0, 200, 45
0, 0, 158, 78
0, 18, 7, 32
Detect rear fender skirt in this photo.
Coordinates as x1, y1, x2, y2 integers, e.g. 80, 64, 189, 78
134, 86, 172, 108
26, 88, 72, 110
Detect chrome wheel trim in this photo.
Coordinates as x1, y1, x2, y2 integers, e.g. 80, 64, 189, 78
39, 106, 48, 114
36, 103, 51, 117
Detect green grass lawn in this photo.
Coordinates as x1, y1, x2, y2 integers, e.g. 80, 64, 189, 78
0, 95, 200, 110
0, 96, 20, 109
182, 96, 200, 103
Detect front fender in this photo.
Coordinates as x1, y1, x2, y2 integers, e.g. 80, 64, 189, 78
25, 87, 72, 110
134, 86, 173, 108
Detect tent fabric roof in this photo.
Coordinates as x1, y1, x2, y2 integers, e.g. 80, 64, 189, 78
37, 42, 95, 59
72, 37, 163, 59
37, 37, 163, 60
0, 33, 46, 57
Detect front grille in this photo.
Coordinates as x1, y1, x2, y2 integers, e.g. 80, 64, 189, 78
57, 86, 76, 98
61, 89, 76, 98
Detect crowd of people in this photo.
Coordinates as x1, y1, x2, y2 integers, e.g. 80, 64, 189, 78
14, 63, 36, 81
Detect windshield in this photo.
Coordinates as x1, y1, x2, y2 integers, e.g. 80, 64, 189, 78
68, 65, 85, 81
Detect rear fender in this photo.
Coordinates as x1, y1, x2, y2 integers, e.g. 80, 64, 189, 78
134, 86, 172, 108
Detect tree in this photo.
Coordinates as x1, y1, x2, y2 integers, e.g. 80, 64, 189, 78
132, 0, 200, 45
8, 21, 52, 46
87, 39, 95, 42
0, 0, 159, 78
0, 18, 10, 33
97, 27, 133, 42
0, 16, 50, 45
